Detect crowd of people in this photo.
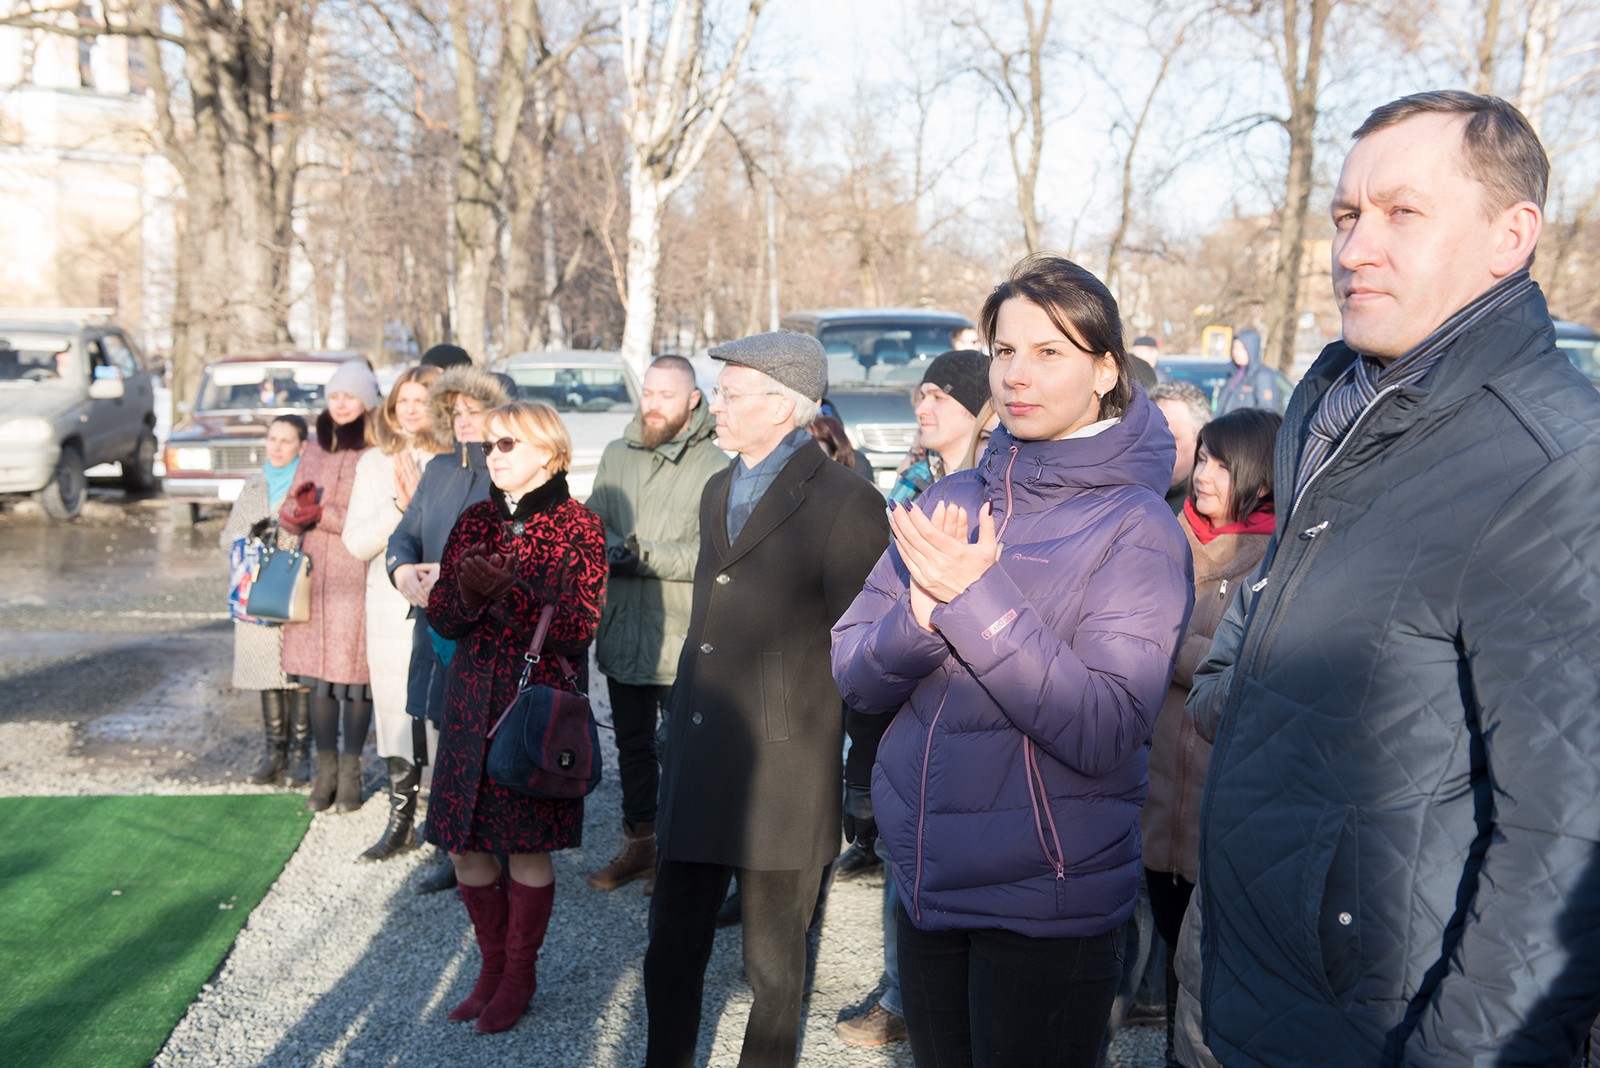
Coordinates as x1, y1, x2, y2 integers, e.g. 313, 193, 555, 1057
219, 89, 1600, 1068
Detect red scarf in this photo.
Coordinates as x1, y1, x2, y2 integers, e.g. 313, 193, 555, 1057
1184, 497, 1275, 545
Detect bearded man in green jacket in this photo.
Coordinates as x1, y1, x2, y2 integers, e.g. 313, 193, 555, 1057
585, 354, 730, 891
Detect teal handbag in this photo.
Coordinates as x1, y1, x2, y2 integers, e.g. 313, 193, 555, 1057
245, 531, 313, 623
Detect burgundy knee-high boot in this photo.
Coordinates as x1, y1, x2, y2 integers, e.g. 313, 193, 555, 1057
475, 878, 555, 1033
449, 878, 508, 1022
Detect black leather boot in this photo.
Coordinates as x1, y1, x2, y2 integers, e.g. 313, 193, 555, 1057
305, 750, 338, 812
283, 689, 312, 787
359, 757, 420, 861
247, 690, 289, 784
335, 753, 365, 813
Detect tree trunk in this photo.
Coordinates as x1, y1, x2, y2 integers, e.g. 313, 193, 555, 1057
620, 171, 666, 376
1517, 0, 1560, 136
1264, 0, 1328, 375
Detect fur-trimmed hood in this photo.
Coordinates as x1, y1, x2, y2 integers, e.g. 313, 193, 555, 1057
428, 365, 513, 445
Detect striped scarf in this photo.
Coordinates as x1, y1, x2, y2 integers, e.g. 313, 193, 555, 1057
1296, 269, 1535, 491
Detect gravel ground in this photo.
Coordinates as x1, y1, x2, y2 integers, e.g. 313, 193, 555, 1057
1, 497, 1166, 1067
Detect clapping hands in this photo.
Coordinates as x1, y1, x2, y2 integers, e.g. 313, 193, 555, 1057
889, 498, 1002, 631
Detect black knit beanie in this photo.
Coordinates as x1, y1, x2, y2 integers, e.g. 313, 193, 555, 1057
421, 344, 472, 370
921, 349, 991, 417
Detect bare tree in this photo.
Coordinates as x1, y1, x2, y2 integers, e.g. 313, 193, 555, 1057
4, 0, 319, 401
955, 0, 1055, 254
618, 0, 765, 374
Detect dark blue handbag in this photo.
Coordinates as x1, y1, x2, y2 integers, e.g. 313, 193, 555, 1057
485, 604, 601, 799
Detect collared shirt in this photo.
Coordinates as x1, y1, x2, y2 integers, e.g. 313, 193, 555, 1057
726, 427, 814, 543
1296, 269, 1536, 491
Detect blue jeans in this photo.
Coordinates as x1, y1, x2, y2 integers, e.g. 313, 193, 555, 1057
876, 836, 902, 1016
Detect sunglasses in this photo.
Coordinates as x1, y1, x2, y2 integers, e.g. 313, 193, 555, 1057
479, 437, 520, 455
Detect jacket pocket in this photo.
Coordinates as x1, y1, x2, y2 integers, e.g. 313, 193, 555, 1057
760, 651, 789, 741
1303, 804, 1361, 1005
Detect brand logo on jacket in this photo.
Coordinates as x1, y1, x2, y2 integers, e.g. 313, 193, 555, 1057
980, 609, 1018, 640
1010, 552, 1050, 564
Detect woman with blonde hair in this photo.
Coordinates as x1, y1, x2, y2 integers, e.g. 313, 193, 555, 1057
342, 364, 454, 860
426, 400, 607, 1033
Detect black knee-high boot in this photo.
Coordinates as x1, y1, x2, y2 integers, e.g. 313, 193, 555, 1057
305, 690, 340, 812
283, 688, 312, 787
248, 690, 289, 784
335, 696, 372, 813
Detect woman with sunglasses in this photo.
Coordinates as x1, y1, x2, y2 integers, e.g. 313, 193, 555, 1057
424, 400, 607, 1034
832, 255, 1193, 1067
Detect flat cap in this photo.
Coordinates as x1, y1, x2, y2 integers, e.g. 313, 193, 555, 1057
709, 331, 827, 402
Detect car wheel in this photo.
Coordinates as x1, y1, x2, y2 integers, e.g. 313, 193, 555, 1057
121, 429, 159, 493
35, 444, 87, 521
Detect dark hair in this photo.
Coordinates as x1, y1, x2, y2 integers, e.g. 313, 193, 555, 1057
1353, 91, 1548, 215
271, 414, 309, 442
648, 354, 699, 387
1192, 408, 1282, 523
807, 413, 857, 469
979, 254, 1133, 421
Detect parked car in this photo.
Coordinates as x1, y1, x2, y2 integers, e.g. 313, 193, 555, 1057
1556, 319, 1600, 385
780, 307, 975, 489
1158, 355, 1237, 413
164, 353, 357, 523
493, 349, 641, 500
0, 308, 159, 520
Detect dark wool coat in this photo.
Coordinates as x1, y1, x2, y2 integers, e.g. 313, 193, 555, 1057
385, 365, 510, 722
833, 393, 1193, 939
281, 413, 371, 685
1189, 286, 1600, 1068
655, 443, 888, 872
422, 476, 607, 855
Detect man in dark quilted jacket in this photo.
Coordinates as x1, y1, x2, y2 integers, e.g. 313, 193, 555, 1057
1188, 90, 1600, 1067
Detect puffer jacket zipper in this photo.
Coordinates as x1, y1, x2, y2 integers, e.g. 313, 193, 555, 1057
911, 685, 950, 924
1024, 740, 1067, 892
911, 445, 1021, 924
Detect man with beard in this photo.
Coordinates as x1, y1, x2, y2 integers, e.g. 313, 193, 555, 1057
585, 354, 730, 892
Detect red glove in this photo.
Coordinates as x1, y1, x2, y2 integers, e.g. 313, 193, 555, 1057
279, 482, 322, 535
457, 544, 515, 610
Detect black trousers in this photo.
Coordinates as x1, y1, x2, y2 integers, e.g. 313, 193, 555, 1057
896, 904, 1122, 1068
644, 859, 819, 1068
606, 678, 669, 827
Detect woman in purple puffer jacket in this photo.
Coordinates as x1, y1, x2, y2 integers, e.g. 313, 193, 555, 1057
832, 254, 1194, 1068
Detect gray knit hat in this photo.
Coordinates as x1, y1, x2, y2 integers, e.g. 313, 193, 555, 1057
325, 359, 380, 410
709, 331, 827, 402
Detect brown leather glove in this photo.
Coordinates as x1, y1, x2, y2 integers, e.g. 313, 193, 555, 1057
457, 544, 515, 611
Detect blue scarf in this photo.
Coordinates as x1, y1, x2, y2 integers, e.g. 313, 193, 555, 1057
263, 456, 300, 509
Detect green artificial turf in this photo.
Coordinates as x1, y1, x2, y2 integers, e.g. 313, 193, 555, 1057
0, 794, 311, 1067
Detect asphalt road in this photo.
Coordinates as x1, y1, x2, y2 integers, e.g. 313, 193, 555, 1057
0, 486, 257, 784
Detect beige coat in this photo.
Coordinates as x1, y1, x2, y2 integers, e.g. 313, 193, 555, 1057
1140, 513, 1268, 882
343, 444, 435, 754
219, 475, 289, 691
281, 415, 371, 685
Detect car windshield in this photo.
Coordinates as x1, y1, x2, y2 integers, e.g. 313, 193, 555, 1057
196, 362, 340, 411
818, 323, 960, 386
505, 366, 637, 412
0, 332, 79, 384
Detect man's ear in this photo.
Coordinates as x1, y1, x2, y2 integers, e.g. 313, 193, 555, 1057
689, 389, 703, 411
1492, 200, 1542, 277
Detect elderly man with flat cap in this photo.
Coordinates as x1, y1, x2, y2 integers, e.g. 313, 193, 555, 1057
643, 332, 890, 1068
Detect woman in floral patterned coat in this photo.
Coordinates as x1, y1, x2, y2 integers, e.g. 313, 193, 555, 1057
425, 399, 607, 1034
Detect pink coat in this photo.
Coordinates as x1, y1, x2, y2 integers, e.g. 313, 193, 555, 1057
281, 413, 371, 685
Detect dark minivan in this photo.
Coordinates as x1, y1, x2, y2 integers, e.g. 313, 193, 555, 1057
780, 307, 975, 489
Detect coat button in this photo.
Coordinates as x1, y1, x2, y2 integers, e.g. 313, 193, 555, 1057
700, 643, 713, 654
1337, 911, 1353, 926
691, 711, 703, 725
715, 573, 730, 585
